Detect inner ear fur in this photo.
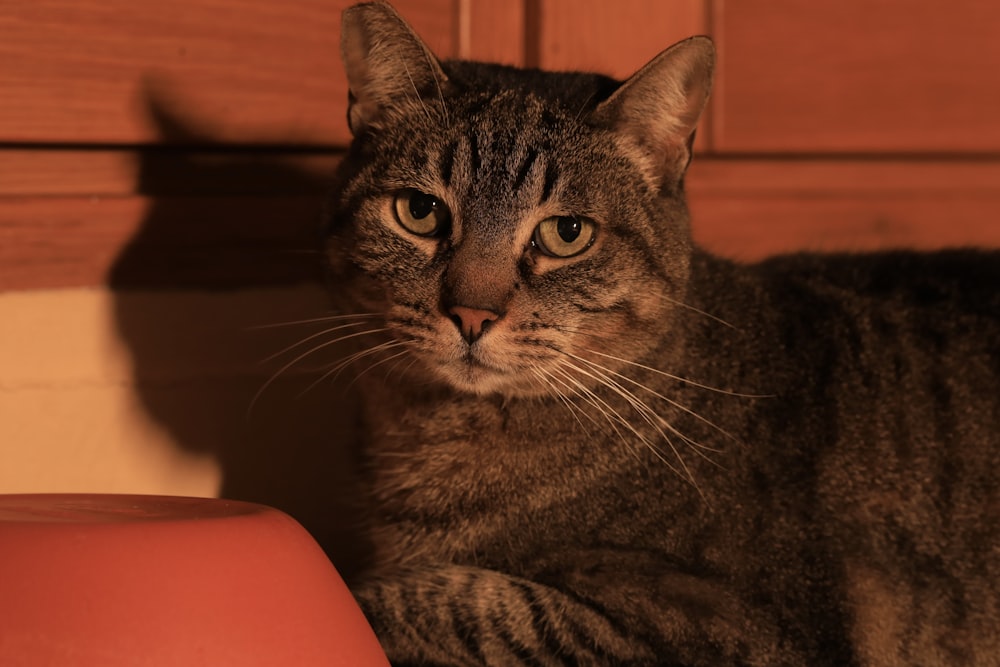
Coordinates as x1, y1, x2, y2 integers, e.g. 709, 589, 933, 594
590, 36, 715, 188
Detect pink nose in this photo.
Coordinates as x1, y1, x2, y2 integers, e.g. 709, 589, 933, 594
447, 305, 501, 344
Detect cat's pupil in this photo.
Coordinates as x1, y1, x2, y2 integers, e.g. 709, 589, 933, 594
410, 193, 437, 220
557, 217, 582, 243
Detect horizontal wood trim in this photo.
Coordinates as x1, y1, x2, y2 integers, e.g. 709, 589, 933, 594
713, 0, 1000, 153
0, 0, 456, 146
687, 159, 1000, 196
0, 196, 327, 290
687, 159, 1000, 258
691, 195, 1000, 260
5, 156, 1000, 290
3, 149, 339, 197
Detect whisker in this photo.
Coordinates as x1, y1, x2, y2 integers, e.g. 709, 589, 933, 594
567, 356, 724, 474
399, 58, 434, 124
586, 349, 772, 399
300, 342, 410, 397
550, 363, 648, 466
568, 351, 736, 448
419, 47, 449, 128
248, 312, 379, 330
394, 355, 423, 383
574, 91, 598, 122
346, 347, 412, 390
661, 296, 737, 330
530, 366, 596, 438
559, 359, 701, 493
260, 320, 377, 364
248, 326, 392, 416
385, 351, 420, 385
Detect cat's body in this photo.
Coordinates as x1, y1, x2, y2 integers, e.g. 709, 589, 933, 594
326, 3, 1000, 665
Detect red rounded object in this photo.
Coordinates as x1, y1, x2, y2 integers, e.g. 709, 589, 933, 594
0, 494, 388, 666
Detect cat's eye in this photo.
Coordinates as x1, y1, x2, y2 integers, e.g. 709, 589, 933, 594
532, 216, 596, 258
393, 189, 450, 237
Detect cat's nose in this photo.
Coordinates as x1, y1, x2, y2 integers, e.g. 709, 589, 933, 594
447, 305, 501, 344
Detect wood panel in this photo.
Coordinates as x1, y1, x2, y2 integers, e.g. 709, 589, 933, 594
460, 0, 526, 66
713, 0, 1000, 153
0, 0, 456, 146
0, 195, 327, 290
7, 151, 1000, 290
6, 1, 1000, 292
1, 149, 337, 197
534, 0, 707, 77
687, 159, 1000, 258
0, 148, 336, 290
533, 0, 710, 149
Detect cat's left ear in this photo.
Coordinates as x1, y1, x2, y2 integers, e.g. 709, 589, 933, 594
340, 1, 449, 135
590, 36, 715, 189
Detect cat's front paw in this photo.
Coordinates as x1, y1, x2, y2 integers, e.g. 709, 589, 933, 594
352, 578, 464, 667
351, 566, 661, 667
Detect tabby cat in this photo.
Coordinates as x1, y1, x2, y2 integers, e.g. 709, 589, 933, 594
323, 2, 1000, 665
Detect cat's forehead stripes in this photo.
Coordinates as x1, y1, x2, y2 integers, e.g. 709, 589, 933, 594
468, 132, 482, 173
511, 147, 539, 193
433, 131, 562, 243
439, 140, 458, 188
434, 126, 560, 208
540, 160, 559, 205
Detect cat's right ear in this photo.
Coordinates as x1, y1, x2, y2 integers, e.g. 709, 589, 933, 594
340, 1, 448, 135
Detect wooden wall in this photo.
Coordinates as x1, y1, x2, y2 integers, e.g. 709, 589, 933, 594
2, 0, 999, 556
5, 0, 1000, 291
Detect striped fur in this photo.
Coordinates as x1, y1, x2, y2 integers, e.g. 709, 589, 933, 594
323, 2, 1000, 665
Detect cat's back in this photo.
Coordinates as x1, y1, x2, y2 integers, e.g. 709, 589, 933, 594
756, 248, 1000, 317
734, 249, 1000, 663
736, 248, 1000, 384
739, 247, 1000, 462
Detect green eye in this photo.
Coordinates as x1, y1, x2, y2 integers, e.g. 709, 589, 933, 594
393, 189, 450, 237
532, 216, 596, 258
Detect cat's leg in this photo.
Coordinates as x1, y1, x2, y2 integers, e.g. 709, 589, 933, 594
353, 564, 787, 667
353, 565, 654, 666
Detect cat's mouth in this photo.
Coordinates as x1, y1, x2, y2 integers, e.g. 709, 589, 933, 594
393, 311, 550, 396
448, 349, 508, 391
432, 342, 528, 395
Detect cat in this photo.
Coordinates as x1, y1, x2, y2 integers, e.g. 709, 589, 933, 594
322, 1, 1000, 665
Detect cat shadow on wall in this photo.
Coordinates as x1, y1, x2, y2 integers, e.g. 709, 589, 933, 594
107, 93, 371, 579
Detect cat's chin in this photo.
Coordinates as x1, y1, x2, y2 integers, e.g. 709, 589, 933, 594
439, 364, 531, 397
430, 356, 544, 398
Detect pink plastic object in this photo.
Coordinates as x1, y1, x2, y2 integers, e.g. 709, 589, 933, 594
0, 494, 389, 666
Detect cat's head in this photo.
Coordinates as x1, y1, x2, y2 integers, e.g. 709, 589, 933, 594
327, 1, 714, 397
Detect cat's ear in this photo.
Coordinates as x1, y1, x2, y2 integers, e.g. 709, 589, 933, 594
340, 1, 448, 135
590, 36, 715, 189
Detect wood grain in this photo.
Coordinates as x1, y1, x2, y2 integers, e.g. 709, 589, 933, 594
713, 0, 1000, 153
460, 0, 526, 66
0, 0, 456, 146
535, 0, 707, 77
6, 153, 1000, 290
1, 149, 338, 196
533, 0, 710, 149
0, 195, 327, 290
687, 158, 1000, 258
5, 1, 1000, 291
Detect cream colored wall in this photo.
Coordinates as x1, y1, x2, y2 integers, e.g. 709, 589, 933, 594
1, 287, 218, 495
0, 284, 351, 502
